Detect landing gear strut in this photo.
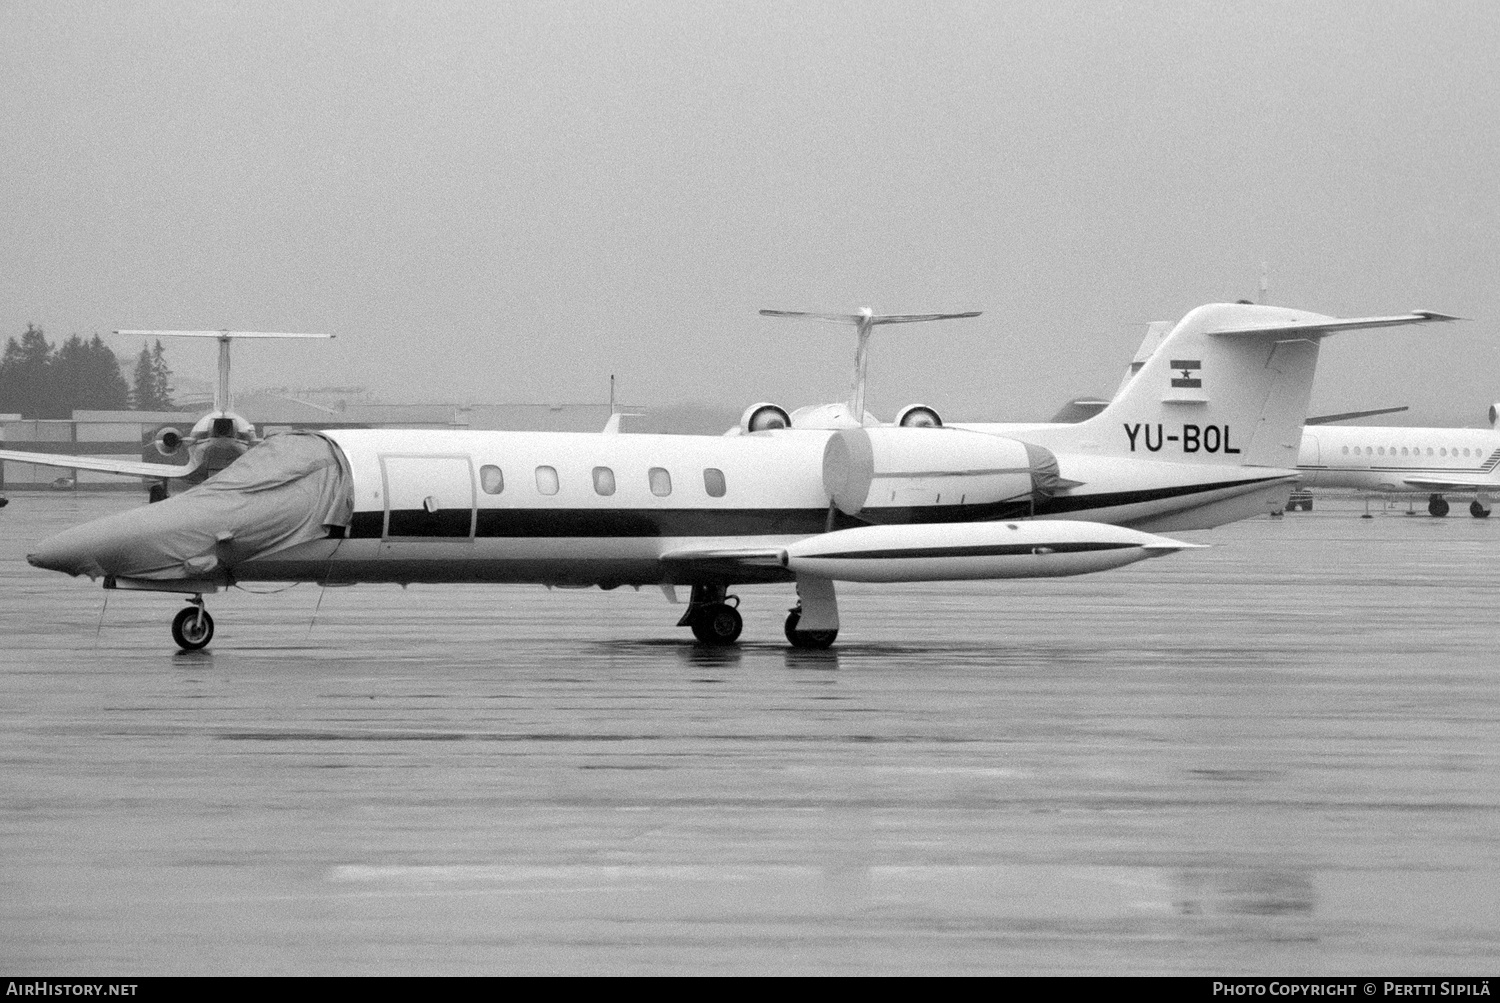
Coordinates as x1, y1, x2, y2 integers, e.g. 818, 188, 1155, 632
171, 596, 214, 651
678, 585, 742, 645
784, 607, 838, 649
1429, 494, 1450, 518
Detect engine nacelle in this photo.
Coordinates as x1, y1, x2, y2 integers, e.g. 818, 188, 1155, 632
894, 404, 942, 428
822, 426, 1061, 516
154, 426, 184, 458
739, 402, 791, 433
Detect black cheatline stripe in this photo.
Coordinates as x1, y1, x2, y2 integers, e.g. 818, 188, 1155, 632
345, 475, 1284, 539
807, 542, 1138, 560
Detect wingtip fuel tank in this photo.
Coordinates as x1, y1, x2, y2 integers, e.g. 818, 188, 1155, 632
781, 520, 1199, 583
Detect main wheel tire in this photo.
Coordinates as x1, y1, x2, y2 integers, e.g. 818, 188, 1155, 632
690, 602, 742, 645
1470, 500, 1491, 518
784, 610, 837, 649
171, 607, 214, 651
1429, 497, 1450, 517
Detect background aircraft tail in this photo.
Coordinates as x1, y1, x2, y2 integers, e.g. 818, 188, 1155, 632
1070, 303, 1457, 468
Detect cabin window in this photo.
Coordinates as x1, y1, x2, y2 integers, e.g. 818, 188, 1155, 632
1401, 447, 1408, 457
1378, 447, 1385, 456
592, 466, 616, 496
1427, 448, 1434, 456
648, 467, 672, 497
535, 465, 559, 495
1440, 448, 1447, 456
704, 467, 727, 497
480, 465, 504, 494
1465, 448, 1473, 457
1366, 447, 1373, 455
1341, 446, 1349, 455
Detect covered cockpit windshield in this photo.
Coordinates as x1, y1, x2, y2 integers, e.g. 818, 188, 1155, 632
28, 431, 354, 582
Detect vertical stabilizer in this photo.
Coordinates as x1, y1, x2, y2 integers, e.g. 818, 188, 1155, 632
1035, 303, 1456, 468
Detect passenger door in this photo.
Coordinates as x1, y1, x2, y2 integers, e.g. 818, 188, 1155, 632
380, 455, 476, 540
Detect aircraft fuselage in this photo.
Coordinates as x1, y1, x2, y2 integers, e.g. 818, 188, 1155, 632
1297, 425, 1500, 493
233, 427, 1292, 588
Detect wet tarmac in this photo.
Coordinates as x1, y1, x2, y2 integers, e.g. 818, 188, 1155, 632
1, 493, 1497, 975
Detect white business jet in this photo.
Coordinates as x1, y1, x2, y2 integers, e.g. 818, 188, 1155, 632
24, 302, 1453, 652
1295, 403, 1500, 517
0, 330, 332, 500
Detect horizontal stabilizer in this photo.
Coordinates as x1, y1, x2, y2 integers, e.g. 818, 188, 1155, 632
0, 448, 198, 479
759, 310, 981, 327
114, 330, 334, 340
1207, 311, 1461, 339
1305, 406, 1409, 425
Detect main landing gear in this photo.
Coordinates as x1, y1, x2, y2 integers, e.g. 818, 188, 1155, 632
676, 578, 842, 649
784, 607, 838, 649
677, 585, 743, 645
1423, 494, 1491, 518
170, 595, 214, 651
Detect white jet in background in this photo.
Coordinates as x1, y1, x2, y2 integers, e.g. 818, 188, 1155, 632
0, 330, 333, 500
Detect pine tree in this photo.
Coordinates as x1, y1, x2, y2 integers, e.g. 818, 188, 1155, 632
0, 337, 24, 416
70, 332, 129, 410
83, 335, 129, 410
150, 339, 173, 410
50, 334, 88, 418
0, 324, 56, 418
131, 342, 156, 409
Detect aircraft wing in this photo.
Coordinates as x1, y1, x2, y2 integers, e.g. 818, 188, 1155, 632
1400, 476, 1498, 491
1208, 311, 1461, 338
0, 449, 197, 479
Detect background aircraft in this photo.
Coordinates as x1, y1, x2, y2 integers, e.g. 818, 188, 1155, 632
1294, 404, 1500, 517
24, 301, 1454, 652
0, 330, 332, 501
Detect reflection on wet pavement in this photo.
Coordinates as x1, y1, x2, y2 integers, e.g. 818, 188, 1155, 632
1, 494, 1497, 974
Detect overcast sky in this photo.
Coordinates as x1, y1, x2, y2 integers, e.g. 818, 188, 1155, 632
3, 0, 1497, 424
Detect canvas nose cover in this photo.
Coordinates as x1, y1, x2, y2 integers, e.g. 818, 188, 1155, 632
27, 431, 354, 582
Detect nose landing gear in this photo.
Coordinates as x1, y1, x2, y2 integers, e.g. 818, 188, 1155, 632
171, 596, 214, 651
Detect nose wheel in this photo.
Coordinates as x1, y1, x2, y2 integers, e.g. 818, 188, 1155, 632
171, 599, 214, 651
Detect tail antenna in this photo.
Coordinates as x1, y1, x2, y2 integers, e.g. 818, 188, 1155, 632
758, 308, 982, 424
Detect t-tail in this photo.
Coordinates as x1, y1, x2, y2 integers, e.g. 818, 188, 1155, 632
1022, 303, 1459, 468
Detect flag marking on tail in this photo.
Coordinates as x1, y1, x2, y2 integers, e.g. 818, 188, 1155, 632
1169, 359, 1202, 389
